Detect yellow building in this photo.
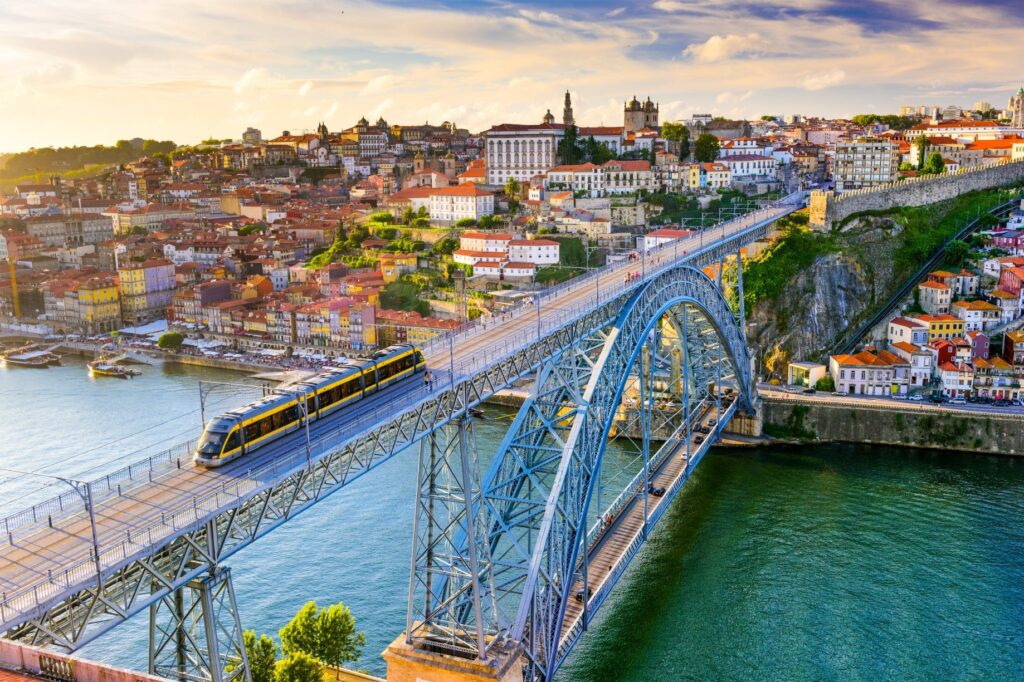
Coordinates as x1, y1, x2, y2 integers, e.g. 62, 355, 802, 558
911, 314, 965, 342
379, 253, 418, 284
78, 277, 122, 333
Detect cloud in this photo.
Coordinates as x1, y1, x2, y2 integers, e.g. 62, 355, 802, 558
683, 33, 762, 63
802, 69, 846, 91
606, 7, 626, 17
234, 67, 269, 94
298, 80, 312, 96
715, 90, 755, 104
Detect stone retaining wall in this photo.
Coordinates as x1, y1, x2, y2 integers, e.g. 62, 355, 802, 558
762, 396, 1024, 455
809, 161, 1024, 231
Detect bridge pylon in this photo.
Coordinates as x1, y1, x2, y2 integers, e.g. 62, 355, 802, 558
148, 566, 249, 682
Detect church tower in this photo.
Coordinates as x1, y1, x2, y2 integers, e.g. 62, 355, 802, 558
1011, 86, 1024, 129
543, 109, 555, 125
562, 91, 575, 127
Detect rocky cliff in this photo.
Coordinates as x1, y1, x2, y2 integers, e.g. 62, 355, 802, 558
745, 215, 901, 363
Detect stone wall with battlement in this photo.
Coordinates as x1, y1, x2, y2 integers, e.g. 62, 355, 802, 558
809, 160, 1024, 230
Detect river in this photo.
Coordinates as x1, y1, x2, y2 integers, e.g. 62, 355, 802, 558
2, 357, 1022, 679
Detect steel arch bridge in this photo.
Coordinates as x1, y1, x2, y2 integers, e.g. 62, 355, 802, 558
1, 197, 801, 682
405, 264, 755, 681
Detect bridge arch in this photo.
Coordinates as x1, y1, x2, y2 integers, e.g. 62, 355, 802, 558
475, 264, 755, 679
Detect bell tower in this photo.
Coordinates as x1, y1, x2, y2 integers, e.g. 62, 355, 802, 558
562, 90, 575, 127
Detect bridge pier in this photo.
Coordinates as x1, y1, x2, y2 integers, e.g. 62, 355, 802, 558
383, 633, 523, 682
148, 566, 249, 682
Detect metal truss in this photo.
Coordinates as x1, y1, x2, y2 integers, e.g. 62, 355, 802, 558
405, 399, 498, 659
149, 566, 249, 682
422, 265, 755, 681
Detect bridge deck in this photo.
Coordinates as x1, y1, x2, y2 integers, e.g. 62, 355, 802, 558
559, 402, 727, 648
0, 202, 796, 635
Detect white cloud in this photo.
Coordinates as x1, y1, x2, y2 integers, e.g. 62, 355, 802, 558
683, 33, 762, 63
606, 7, 626, 17
653, 0, 690, 10
297, 80, 312, 96
234, 67, 269, 94
802, 69, 846, 91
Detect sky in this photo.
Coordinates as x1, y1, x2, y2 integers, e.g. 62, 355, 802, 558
2, 0, 1024, 152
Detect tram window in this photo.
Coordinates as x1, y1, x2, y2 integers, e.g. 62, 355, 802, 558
225, 430, 240, 452
306, 397, 316, 414
245, 422, 259, 441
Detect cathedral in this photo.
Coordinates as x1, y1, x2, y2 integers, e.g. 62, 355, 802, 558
1010, 86, 1024, 128
624, 96, 658, 133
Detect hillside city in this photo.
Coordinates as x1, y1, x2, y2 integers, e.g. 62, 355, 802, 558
1, 88, 1024, 395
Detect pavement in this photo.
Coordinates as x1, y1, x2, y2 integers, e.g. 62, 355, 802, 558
759, 385, 1024, 417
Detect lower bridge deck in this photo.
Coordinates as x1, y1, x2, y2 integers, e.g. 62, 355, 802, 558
558, 398, 733, 658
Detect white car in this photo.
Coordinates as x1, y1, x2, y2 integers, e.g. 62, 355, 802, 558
908, 395, 924, 402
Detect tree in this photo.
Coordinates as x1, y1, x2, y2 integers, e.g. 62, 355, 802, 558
157, 332, 184, 351
244, 631, 278, 682
431, 237, 458, 256
280, 603, 320, 659
316, 603, 365, 672
477, 214, 497, 229
760, 115, 776, 122
280, 601, 365, 676
922, 151, 945, 175
275, 652, 322, 682
913, 135, 929, 170
898, 161, 915, 172
503, 177, 521, 200
380, 281, 430, 317
762, 343, 788, 382
814, 375, 836, 392
453, 217, 476, 228
661, 121, 690, 159
238, 222, 266, 236
693, 133, 720, 163
944, 239, 972, 267
130, 225, 149, 236
557, 125, 583, 165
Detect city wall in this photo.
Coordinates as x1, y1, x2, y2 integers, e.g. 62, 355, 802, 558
809, 161, 1024, 231
762, 396, 1024, 455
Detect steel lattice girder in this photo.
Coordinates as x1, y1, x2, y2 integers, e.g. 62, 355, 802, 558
148, 566, 249, 682
406, 411, 498, 659
473, 265, 754, 681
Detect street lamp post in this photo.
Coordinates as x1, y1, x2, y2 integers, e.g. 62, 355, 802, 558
0, 468, 103, 589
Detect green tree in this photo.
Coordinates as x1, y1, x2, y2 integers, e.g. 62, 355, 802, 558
661, 121, 690, 159
504, 177, 521, 200
760, 115, 776, 122
898, 161, 915, 172
380, 281, 429, 317
693, 133, 720, 163
814, 375, 836, 392
157, 332, 184, 351
238, 222, 267, 236
478, 214, 497, 229
400, 207, 416, 225
557, 125, 582, 165
275, 652, 322, 682
453, 217, 476, 228
280, 603, 320, 659
944, 239, 972, 267
130, 225, 149, 236
244, 631, 278, 682
913, 135, 929, 170
280, 602, 365, 674
314, 603, 365, 674
431, 237, 458, 256
922, 151, 945, 175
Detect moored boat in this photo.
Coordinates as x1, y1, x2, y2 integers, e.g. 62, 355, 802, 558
88, 357, 141, 378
